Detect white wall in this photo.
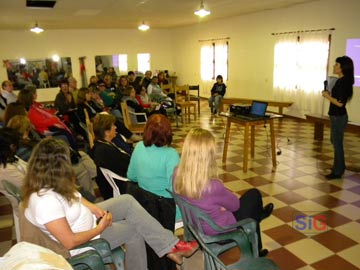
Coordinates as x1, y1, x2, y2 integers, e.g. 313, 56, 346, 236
172, 0, 360, 122
1, 0, 360, 121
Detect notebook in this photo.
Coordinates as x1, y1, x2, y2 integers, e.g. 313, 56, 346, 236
234, 100, 269, 120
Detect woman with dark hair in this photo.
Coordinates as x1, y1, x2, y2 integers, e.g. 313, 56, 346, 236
90, 113, 131, 199
22, 138, 198, 270
208, 74, 226, 115
0, 127, 27, 205
322, 56, 354, 179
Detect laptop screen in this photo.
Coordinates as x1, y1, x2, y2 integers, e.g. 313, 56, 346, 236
250, 101, 268, 116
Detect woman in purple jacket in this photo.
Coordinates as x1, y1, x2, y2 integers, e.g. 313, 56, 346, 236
173, 128, 273, 257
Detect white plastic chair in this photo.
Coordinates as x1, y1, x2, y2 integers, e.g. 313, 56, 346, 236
99, 167, 129, 197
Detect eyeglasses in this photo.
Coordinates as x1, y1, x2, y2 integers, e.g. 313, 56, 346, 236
98, 84, 106, 87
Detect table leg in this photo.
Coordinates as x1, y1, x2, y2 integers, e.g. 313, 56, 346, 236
251, 125, 255, 158
243, 123, 250, 172
222, 118, 231, 163
269, 119, 277, 170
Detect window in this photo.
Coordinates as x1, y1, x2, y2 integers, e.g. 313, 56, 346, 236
273, 32, 331, 115
273, 34, 330, 93
118, 54, 128, 73
137, 53, 150, 74
200, 41, 228, 81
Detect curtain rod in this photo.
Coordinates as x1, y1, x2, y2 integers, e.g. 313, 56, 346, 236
271, 28, 335, 36
198, 37, 230, 42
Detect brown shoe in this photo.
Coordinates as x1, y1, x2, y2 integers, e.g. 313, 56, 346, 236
166, 240, 199, 265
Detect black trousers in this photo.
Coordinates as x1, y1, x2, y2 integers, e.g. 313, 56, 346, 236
232, 188, 264, 250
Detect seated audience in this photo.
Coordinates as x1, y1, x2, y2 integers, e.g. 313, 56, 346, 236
3, 101, 28, 125
127, 114, 180, 222
17, 86, 78, 150
54, 79, 76, 116
127, 114, 180, 269
173, 128, 274, 257
7, 115, 97, 202
0, 128, 26, 206
0, 91, 8, 124
141, 70, 152, 89
22, 138, 199, 269
90, 113, 131, 199
77, 87, 141, 152
208, 74, 226, 115
1, 80, 17, 104
136, 86, 158, 109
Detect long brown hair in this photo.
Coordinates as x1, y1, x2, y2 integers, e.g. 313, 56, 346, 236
22, 138, 78, 207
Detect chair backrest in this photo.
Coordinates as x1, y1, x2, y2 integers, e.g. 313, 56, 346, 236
169, 190, 279, 270
120, 102, 132, 129
84, 108, 95, 148
19, 203, 72, 258
1, 179, 22, 242
99, 167, 128, 197
161, 83, 172, 93
175, 85, 190, 102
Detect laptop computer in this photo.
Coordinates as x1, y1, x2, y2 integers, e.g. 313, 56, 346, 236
234, 100, 269, 120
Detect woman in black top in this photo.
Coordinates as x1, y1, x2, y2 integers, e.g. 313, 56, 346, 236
208, 75, 226, 115
322, 56, 354, 179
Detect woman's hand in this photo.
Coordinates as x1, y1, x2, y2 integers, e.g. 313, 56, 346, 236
322, 90, 331, 99
97, 211, 113, 230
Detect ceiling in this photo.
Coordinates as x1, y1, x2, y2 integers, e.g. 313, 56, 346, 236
0, 0, 318, 31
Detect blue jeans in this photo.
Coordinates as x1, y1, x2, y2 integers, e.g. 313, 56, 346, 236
208, 95, 223, 111
329, 114, 348, 176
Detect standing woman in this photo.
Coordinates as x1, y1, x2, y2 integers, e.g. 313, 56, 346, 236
173, 128, 273, 257
322, 56, 354, 180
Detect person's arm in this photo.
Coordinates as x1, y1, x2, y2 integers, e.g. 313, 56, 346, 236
322, 91, 344, 107
220, 84, 226, 97
45, 213, 111, 250
210, 83, 217, 96
212, 180, 240, 212
127, 144, 139, 182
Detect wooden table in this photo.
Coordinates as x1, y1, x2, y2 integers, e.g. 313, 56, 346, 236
222, 114, 277, 172
220, 98, 293, 115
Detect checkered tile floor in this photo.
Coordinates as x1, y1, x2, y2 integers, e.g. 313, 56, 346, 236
1, 100, 360, 270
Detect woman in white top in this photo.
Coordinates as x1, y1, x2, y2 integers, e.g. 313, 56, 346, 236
22, 138, 198, 269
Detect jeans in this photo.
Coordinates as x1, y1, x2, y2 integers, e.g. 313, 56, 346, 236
98, 194, 178, 270
208, 95, 223, 112
329, 114, 348, 176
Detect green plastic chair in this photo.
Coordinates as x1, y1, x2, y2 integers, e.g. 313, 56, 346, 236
168, 190, 279, 270
1, 179, 125, 270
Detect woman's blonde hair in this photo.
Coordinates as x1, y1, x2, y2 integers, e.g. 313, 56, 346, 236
22, 138, 78, 207
7, 115, 31, 136
174, 128, 217, 199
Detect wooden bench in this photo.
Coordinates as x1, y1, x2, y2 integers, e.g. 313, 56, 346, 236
220, 98, 293, 115
305, 113, 360, 140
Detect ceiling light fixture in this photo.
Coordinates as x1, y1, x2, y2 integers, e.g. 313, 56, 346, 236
194, 0, 211, 17
30, 22, 44, 33
138, 21, 150, 31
